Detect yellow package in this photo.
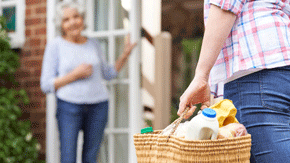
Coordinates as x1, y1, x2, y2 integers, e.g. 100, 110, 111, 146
210, 99, 239, 127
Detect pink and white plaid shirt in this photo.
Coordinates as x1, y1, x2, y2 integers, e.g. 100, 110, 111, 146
204, 0, 290, 97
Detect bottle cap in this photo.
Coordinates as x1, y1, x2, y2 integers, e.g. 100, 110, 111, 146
141, 127, 153, 134
202, 108, 216, 118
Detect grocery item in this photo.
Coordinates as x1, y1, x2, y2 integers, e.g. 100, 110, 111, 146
174, 121, 190, 138
210, 99, 239, 127
217, 123, 248, 139
185, 108, 219, 140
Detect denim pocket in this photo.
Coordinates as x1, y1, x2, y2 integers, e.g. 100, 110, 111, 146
260, 69, 290, 114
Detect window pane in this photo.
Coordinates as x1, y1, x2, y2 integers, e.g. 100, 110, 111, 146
115, 36, 128, 79
94, 0, 109, 31
3, 7, 16, 32
115, 0, 130, 30
114, 84, 129, 128
96, 38, 109, 61
97, 134, 108, 163
114, 134, 128, 163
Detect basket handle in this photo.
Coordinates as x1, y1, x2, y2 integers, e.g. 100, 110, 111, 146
165, 107, 190, 140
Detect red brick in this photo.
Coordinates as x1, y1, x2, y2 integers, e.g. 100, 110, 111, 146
33, 91, 45, 98
31, 121, 40, 129
36, 49, 45, 56
25, 18, 41, 26
35, 27, 46, 35
25, 29, 31, 36
43, 39, 47, 46
24, 59, 42, 68
30, 112, 45, 121
29, 38, 41, 46
33, 69, 42, 77
20, 50, 32, 57
18, 108, 30, 120
26, 0, 42, 5
36, 119, 46, 131
41, 17, 47, 24
36, 7, 46, 14
24, 81, 40, 88
26, 9, 32, 17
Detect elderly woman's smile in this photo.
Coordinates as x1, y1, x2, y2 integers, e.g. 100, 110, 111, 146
61, 7, 84, 38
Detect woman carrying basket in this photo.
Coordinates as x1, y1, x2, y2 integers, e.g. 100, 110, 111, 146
177, 0, 290, 162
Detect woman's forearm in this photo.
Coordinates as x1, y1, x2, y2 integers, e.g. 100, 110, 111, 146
115, 53, 128, 72
195, 5, 237, 80
54, 72, 78, 90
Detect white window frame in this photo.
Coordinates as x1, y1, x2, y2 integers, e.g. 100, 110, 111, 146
0, 0, 25, 48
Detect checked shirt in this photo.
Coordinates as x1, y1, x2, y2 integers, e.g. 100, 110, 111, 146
204, 0, 290, 97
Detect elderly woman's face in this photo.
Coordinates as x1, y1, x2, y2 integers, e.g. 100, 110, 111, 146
61, 7, 84, 37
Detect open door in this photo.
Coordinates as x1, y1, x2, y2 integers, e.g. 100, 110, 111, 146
46, 0, 142, 162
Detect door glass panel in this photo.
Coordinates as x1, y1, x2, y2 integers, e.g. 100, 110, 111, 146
115, 0, 130, 30
94, 0, 109, 31
96, 38, 109, 61
114, 84, 129, 128
97, 134, 108, 163
3, 7, 16, 32
114, 134, 128, 163
115, 36, 128, 79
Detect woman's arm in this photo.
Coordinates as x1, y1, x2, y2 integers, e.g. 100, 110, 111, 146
195, 5, 237, 80
115, 34, 137, 72
178, 5, 237, 118
54, 63, 93, 90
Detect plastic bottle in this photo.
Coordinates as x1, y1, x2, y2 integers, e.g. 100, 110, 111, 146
185, 108, 219, 140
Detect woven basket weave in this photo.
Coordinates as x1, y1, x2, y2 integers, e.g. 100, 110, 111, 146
134, 131, 251, 163
133, 108, 252, 163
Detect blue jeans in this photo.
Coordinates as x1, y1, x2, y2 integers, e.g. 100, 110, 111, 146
56, 98, 108, 163
224, 66, 290, 163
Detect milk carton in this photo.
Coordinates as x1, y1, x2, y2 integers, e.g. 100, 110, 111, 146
185, 108, 219, 140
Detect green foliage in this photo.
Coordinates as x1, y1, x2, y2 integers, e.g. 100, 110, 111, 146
181, 38, 202, 90
0, 17, 19, 78
145, 119, 152, 127
0, 16, 41, 162
170, 37, 203, 122
0, 17, 9, 41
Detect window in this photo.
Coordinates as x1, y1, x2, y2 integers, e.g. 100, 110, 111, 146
0, 0, 25, 48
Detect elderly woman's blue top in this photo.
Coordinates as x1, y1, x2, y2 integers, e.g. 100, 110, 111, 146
40, 36, 118, 104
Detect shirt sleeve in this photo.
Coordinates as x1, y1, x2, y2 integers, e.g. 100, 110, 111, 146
94, 39, 118, 80
40, 39, 59, 94
210, 0, 246, 16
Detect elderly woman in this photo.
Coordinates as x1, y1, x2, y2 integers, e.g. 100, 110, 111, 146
40, 1, 136, 163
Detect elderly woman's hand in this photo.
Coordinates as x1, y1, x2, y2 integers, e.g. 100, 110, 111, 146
72, 63, 93, 79
123, 34, 137, 57
178, 76, 210, 119
115, 34, 137, 72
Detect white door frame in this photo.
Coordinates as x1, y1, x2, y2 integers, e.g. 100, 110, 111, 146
46, 0, 142, 162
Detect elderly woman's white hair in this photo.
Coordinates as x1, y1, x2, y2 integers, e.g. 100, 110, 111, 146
55, 1, 86, 36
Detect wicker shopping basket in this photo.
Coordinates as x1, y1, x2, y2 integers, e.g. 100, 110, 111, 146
133, 108, 252, 163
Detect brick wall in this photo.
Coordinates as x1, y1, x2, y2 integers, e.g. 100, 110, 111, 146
15, 0, 47, 160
